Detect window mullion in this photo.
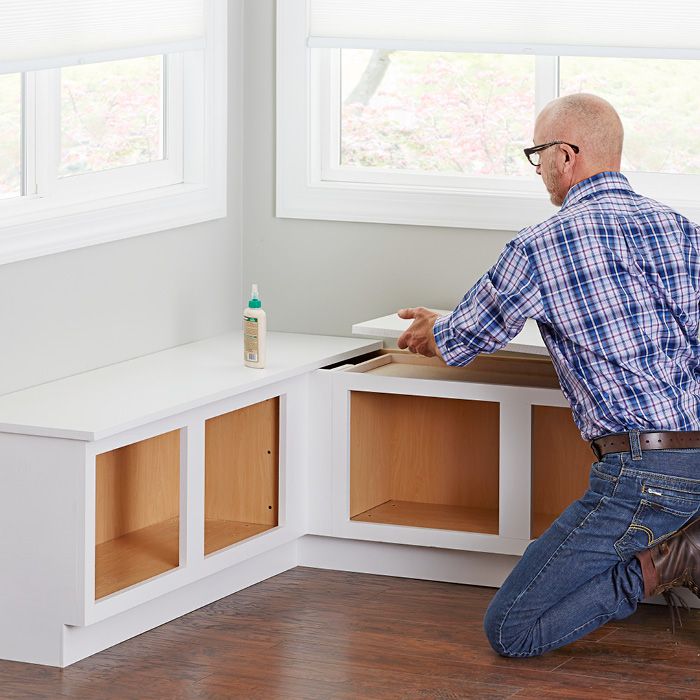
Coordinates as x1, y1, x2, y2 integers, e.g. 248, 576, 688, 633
21, 73, 38, 197
33, 68, 60, 198
315, 48, 337, 182
326, 49, 341, 172
164, 53, 184, 182
182, 49, 205, 182
535, 55, 559, 116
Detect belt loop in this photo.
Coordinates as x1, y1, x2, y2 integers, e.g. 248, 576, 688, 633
629, 430, 642, 460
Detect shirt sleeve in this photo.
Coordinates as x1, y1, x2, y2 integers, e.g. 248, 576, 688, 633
433, 242, 543, 366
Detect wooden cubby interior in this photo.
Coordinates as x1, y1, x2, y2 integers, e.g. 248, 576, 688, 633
531, 405, 593, 537
95, 430, 180, 600
204, 397, 279, 555
350, 392, 499, 533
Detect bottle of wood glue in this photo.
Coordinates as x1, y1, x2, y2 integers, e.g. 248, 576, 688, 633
244, 283, 266, 368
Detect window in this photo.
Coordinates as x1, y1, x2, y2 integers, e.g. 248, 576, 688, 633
60, 56, 165, 177
277, 0, 700, 231
0, 0, 229, 265
340, 51, 535, 178
0, 74, 21, 199
16, 55, 182, 207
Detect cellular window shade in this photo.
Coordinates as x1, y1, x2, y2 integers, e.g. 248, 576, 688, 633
0, 0, 205, 75
308, 0, 700, 59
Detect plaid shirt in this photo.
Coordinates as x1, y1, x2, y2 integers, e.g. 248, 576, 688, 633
434, 171, 700, 440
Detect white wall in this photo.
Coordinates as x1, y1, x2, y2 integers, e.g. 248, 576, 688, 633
242, 0, 516, 337
0, 6, 243, 396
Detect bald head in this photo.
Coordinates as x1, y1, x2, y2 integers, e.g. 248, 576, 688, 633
533, 93, 624, 206
536, 93, 624, 174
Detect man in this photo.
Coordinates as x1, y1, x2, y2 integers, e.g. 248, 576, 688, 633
397, 93, 700, 657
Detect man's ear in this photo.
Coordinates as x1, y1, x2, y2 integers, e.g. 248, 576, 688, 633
560, 145, 575, 172
557, 146, 569, 173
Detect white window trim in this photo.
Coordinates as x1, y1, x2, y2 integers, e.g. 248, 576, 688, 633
32, 55, 183, 203
277, 0, 700, 232
0, 0, 230, 266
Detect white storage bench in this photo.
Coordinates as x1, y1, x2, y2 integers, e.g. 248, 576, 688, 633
0, 317, 602, 667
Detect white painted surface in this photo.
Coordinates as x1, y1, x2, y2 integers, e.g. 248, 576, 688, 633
498, 398, 534, 541
352, 311, 549, 356
307, 371, 335, 536
298, 535, 519, 588
0, 433, 86, 666
0, 331, 381, 441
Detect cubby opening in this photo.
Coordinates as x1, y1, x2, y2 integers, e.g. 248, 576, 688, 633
531, 405, 594, 537
350, 391, 499, 533
346, 350, 560, 389
204, 397, 279, 555
95, 430, 180, 600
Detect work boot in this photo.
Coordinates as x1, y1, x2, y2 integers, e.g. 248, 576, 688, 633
636, 517, 700, 632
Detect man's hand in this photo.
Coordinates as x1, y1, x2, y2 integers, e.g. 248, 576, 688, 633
397, 307, 441, 358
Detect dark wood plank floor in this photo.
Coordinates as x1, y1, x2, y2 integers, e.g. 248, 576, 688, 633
2, 567, 699, 699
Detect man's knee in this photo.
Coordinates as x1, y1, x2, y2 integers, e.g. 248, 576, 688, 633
483, 597, 506, 654
483, 591, 542, 658
483, 591, 517, 656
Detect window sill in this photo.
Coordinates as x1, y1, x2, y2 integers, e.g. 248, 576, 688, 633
0, 181, 226, 265
277, 166, 700, 233
276, 176, 559, 232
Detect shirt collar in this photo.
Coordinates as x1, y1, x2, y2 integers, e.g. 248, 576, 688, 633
560, 171, 633, 210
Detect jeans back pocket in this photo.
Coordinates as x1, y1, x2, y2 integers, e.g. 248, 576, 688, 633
614, 497, 699, 561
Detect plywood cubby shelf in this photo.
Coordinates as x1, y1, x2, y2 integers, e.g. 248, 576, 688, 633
352, 500, 499, 534
204, 397, 279, 556
531, 405, 593, 538
95, 430, 181, 600
350, 391, 499, 533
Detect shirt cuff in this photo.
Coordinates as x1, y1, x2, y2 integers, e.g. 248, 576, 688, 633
433, 313, 480, 367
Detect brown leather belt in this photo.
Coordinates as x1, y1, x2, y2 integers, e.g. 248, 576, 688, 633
590, 431, 700, 459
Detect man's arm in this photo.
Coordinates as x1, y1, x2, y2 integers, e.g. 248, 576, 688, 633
399, 242, 543, 365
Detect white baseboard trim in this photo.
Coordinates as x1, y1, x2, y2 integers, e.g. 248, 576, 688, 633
298, 534, 520, 588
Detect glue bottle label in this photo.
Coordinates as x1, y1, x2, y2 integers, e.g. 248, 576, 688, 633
244, 316, 259, 362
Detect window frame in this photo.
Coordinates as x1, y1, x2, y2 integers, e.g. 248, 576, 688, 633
0, 72, 23, 201
44, 54, 183, 201
277, 0, 700, 232
0, 0, 229, 265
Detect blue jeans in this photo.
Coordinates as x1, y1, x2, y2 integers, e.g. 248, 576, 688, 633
484, 445, 700, 657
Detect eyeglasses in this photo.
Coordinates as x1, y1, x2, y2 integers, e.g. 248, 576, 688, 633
523, 141, 580, 166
